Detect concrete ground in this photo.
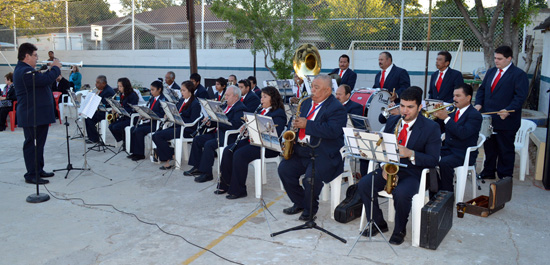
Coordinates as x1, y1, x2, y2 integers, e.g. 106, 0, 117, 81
1, 120, 549, 265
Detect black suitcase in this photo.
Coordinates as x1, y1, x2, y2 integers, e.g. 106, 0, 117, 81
420, 190, 454, 250
334, 184, 363, 223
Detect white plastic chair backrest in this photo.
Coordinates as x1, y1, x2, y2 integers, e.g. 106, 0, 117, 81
462, 133, 486, 168
134, 88, 147, 106
179, 114, 204, 138
514, 119, 536, 150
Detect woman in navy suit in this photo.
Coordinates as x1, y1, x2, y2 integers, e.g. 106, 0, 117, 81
153, 81, 202, 170
216, 86, 287, 199
108, 77, 139, 145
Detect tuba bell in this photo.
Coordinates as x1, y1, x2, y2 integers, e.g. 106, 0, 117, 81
293, 43, 321, 81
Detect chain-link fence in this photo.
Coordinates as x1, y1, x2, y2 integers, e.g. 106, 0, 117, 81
0, 0, 528, 52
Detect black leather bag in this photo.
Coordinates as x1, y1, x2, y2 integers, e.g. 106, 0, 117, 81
420, 190, 454, 250
334, 184, 363, 223
463, 177, 513, 217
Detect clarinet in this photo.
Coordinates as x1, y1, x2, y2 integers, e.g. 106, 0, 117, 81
191, 118, 209, 137
229, 104, 262, 152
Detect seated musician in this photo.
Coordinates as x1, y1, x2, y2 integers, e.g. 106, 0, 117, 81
184, 85, 247, 183
85, 75, 115, 144
237, 79, 260, 113
278, 75, 347, 221
228, 74, 238, 86
214, 77, 227, 102
51, 74, 70, 98
288, 73, 307, 104
216, 86, 287, 199
153, 81, 201, 170
190, 73, 209, 99
358, 87, 441, 245
432, 84, 482, 193
335, 84, 363, 115
0, 72, 16, 131
248, 76, 261, 98
127, 79, 166, 161
165, 71, 180, 91
108, 77, 139, 146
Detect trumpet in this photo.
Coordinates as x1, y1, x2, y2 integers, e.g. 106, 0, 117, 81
381, 105, 400, 119
421, 103, 456, 120
40, 60, 83, 67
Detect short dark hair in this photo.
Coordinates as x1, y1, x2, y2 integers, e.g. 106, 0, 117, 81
48, 51, 54, 54
117, 77, 134, 96
5, 72, 13, 82
438, 51, 452, 63
151, 79, 164, 92
455, 84, 473, 101
247, 76, 257, 86
339, 54, 350, 63
167, 71, 175, 79
495, 45, 513, 58
400, 86, 422, 107
189, 73, 201, 83
380, 51, 392, 61
261, 86, 285, 112
18, 43, 37, 61
216, 77, 227, 88
340, 84, 351, 95
229, 74, 237, 80
238, 79, 251, 88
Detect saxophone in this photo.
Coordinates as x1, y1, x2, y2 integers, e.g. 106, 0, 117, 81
383, 117, 403, 194
282, 96, 310, 160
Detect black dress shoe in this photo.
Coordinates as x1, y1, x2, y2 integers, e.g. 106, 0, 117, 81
40, 171, 55, 178
299, 212, 317, 221
194, 174, 213, 183
131, 155, 146, 161
127, 154, 136, 159
159, 165, 173, 170
25, 178, 49, 184
226, 193, 247, 200
214, 189, 227, 195
184, 167, 201, 176
389, 229, 406, 245
361, 222, 389, 237
479, 174, 496, 180
283, 205, 304, 215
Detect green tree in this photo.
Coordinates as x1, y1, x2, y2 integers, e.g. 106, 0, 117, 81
0, 0, 62, 32
120, 0, 179, 14
211, 0, 322, 79
68, 0, 117, 26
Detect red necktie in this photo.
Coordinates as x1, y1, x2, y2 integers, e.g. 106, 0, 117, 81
397, 123, 409, 146
298, 103, 318, 140
150, 98, 157, 110
491, 69, 503, 92
297, 84, 300, 97
224, 105, 232, 114
218, 94, 221, 101
240, 96, 244, 102
179, 101, 186, 113
339, 69, 343, 77
436, 72, 443, 92
454, 109, 460, 122
260, 109, 267, 115
380, 70, 386, 88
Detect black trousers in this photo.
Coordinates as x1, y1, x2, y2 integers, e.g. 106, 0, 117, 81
358, 168, 420, 235
481, 129, 516, 178
152, 125, 193, 162
108, 117, 131, 143
0, 106, 10, 130
219, 140, 279, 197
439, 148, 477, 192
23, 125, 49, 180
85, 111, 106, 142
130, 123, 157, 156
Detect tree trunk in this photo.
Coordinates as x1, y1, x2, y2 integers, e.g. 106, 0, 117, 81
483, 40, 495, 70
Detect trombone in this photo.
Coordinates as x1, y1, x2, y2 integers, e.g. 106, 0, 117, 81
421, 103, 456, 120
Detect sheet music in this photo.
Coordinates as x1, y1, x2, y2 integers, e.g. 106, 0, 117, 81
244, 112, 260, 146
161, 101, 185, 126
129, 103, 161, 120
348, 114, 371, 131
256, 114, 282, 152
79, 93, 101, 119
198, 98, 231, 125
163, 88, 181, 103
68, 91, 80, 108
106, 98, 130, 117
380, 132, 400, 163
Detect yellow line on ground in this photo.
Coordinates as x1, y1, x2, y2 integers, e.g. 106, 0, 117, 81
182, 194, 285, 265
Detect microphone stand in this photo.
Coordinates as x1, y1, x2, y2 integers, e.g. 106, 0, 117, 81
270, 139, 347, 243
26, 72, 49, 203
53, 116, 86, 178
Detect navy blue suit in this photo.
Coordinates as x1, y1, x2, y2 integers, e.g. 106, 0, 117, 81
129, 95, 166, 156
219, 108, 287, 196
108, 91, 139, 143
330, 68, 358, 90
241, 90, 261, 113
344, 100, 364, 116
168, 82, 180, 91
195, 84, 209, 99
373, 65, 410, 97
214, 90, 225, 102
438, 106, 482, 192
188, 101, 247, 176
475, 63, 528, 178
85, 85, 115, 142
358, 114, 441, 235
428, 68, 464, 103
153, 97, 202, 162
278, 95, 347, 216
253, 86, 262, 98
14, 61, 61, 180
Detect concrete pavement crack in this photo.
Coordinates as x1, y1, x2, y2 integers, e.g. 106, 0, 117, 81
497, 217, 520, 264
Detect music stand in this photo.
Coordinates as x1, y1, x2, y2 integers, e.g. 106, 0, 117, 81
347, 114, 372, 131
197, 99, 231, 185
343, 128, 405, 256
128, 103, 162, 168
104, 98, 132, 162
163, 87, 180, 103
80, 94, 115, 154
158, 101, 186, 182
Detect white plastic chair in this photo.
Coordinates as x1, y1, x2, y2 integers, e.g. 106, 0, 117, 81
170, 115, 203, 169
514, 119, 536, 181
454, 133, 486, 203
249, 148, 282, 198
359, 161, 430, 247
321, 147, 355, 220
124, 113, 141, 152
216, 129, 240, 175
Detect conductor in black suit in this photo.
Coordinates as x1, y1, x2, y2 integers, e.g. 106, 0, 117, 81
428, 51, 464, 103
184, 85, 247, 183
432, 84, 482, 192
13, 43, 62, 184
278, 75, 347, 221
474, 45, 528, 179
85, 75, 115, 144
335, 84, 363, 116
373, 51, 410, 102
358, 87, 441, 245
329, 54, 357, 90
190, 73, 209, 99
237, 79, 261, 112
